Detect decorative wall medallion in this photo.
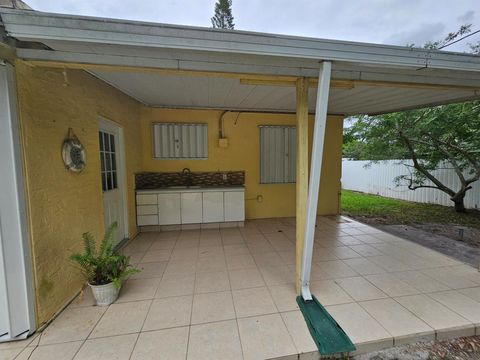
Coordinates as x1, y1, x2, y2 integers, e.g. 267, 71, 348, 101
62, 128, 86, 172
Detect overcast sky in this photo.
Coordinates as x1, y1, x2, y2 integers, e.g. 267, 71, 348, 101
26, 0, 479, 52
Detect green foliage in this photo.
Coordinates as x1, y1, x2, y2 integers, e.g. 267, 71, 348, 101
70, 222, 140, 288
211, 0, 234, 29
424, 24, 472, 50
470, 42, 480, 54
344, 102, 480, 161
409, 23, 479, 53
343, 116, 408, 161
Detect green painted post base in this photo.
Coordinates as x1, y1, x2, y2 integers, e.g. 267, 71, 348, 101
296, 295, 356, 355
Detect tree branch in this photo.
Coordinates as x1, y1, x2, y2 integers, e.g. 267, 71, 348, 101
400, 133, 456, 197
411, 136, 480, 186
433, 141, 467, 185
404, 176, 441, 191
409, 184, 442, 191
464, 172, 480, 187
433, 137, 480, 170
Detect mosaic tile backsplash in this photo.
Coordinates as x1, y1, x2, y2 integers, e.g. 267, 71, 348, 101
135, 171, 245, 189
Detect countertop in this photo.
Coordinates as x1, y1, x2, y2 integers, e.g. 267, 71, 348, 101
136, 186, 245, 194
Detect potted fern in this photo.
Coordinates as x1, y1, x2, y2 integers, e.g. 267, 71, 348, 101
70, 222, 140, 306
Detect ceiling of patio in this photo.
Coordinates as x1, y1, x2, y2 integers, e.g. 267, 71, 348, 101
89, 69, 479, 116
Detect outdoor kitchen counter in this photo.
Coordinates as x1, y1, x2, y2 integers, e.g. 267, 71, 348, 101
135, 186, 245, 227
136, 186, 245, 194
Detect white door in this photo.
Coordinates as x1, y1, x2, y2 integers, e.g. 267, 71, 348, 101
99, 119, 127, 246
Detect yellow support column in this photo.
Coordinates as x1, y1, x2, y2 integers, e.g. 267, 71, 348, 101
295, 77, 309, 294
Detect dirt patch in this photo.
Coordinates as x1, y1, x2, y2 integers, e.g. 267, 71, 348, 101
415, 223, 480, 247
346, 214, 480, 267
353, 336, 480, 360
350, 215, 480, 247
377, 224, 479, 267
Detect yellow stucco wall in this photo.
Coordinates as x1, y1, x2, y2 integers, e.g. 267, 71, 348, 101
315, 115, 344, 215
15, 61, 143, 326
140, 108, 343, 218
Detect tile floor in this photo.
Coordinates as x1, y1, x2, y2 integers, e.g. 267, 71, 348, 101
3, 216, 480, 360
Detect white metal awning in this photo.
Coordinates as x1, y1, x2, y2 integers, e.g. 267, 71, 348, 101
87, 69, 479, 115
1, 8, 480, 115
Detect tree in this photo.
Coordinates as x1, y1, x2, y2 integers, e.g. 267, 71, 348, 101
345, 104, 480, 212
343, 27, 480, 212
211, 0, 234, 29
423, 24, 472, 50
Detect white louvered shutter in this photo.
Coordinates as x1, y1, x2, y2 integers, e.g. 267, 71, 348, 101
260, 126, 296, 183
153, 123, 208, 159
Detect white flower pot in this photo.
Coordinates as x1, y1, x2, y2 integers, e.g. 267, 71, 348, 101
89, 282, 120, 306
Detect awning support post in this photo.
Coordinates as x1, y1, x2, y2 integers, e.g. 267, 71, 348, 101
295, 77, 309, 294
301, 61, 332, 301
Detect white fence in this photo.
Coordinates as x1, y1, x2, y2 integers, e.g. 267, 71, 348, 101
341, 159, 480, 209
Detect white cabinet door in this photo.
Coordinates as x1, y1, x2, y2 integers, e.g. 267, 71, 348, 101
202, 192, 224, 223
136, 205, 158, 216
181, 192, 203, 224
158, 193, 181, 225
224, 191, 245, 221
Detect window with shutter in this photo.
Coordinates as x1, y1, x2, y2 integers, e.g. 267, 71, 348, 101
260, 126, 296, 184
153, 123, 208, 159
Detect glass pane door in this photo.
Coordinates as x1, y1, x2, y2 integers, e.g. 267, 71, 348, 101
99, 131, 118, 192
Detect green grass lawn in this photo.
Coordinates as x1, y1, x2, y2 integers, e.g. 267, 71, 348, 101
341, 190, 480, 229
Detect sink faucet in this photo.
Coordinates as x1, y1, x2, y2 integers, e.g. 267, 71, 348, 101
182, 168, 193, 186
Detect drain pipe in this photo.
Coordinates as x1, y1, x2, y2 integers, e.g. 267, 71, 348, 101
300, 61, 332, 301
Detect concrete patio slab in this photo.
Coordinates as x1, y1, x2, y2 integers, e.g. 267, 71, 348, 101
15, 216, 480, 359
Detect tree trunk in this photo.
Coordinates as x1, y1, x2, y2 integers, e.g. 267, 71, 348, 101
452, 194, 466, 213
